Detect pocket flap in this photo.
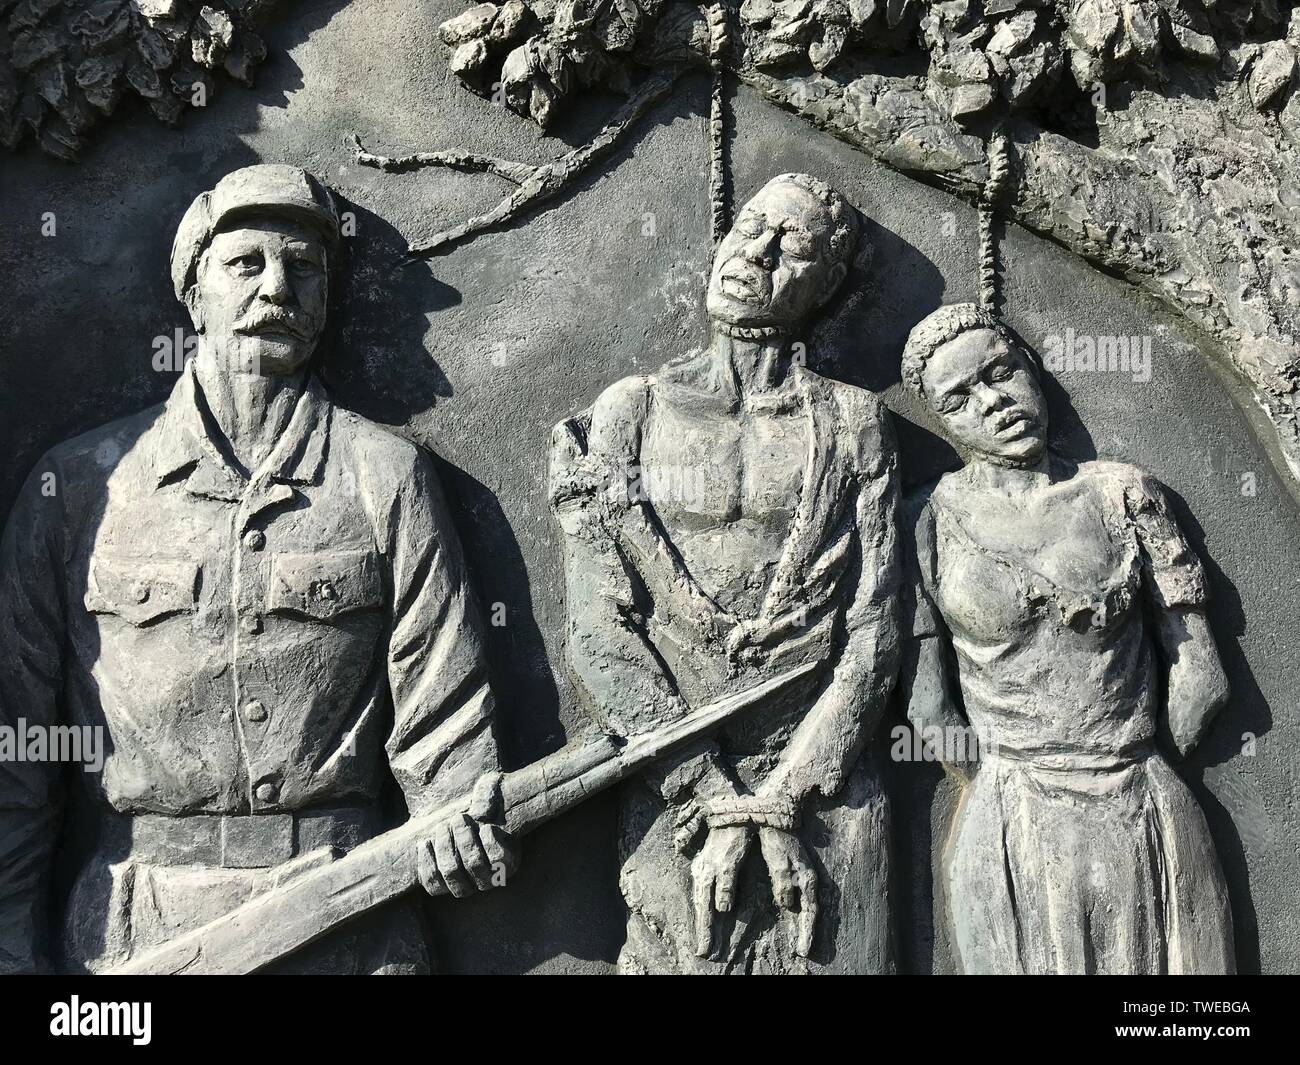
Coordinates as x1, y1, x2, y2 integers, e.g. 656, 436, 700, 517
85, 555, 200, 627
267, 550, 382, 620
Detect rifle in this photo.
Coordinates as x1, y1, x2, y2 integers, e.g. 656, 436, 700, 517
107, 661, 816, 975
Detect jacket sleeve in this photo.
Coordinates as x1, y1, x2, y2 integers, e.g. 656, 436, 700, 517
550, 397, 739, 804
0, 459, 68, 974
382, 450, 502, 817
759, 406, 902, 804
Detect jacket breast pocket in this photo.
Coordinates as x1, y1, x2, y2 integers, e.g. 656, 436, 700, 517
267, 550, 383, 622
84, 555, 200, 627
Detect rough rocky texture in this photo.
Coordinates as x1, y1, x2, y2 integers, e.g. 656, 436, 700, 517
0, 0, 281, 159
423, 1, 1300, 496
1, 0, 1298, 974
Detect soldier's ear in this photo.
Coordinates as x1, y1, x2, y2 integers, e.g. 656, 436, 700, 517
183, 284, 205, 334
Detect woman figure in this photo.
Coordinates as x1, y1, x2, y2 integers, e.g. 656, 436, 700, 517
900, 302, 1235, 974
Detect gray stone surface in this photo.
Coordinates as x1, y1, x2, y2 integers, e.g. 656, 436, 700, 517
1, 0, 1297, 973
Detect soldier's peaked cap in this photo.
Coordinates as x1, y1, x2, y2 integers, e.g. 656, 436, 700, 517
171, 164, 340, 300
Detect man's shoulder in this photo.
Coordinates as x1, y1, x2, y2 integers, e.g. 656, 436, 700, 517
331, 407, 430, 479
590, 373, 655, 420
579, 373, 658, 452
36, 402, 167, 485
802, 372, 894, 478
804, 370, 886, 421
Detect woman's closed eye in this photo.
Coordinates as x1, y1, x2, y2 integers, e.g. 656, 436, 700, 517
938, 390, 968, 414
987, 363, 1014, 383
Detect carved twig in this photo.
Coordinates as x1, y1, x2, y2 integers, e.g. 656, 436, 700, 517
353, 72, 681, 257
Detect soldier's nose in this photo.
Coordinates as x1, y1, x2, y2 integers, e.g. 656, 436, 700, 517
258, 260, 292, 304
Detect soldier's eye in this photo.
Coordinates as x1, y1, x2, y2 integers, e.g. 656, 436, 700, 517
939, 392, 968, 414
988, 364, 1013, 383
736, 216, 765, 238
226, 254, 263, 274
290, 257, 322, 275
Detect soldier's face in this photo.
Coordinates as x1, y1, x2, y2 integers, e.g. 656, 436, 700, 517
190, 217, 329, 375
922, 327, 1048, 466
706, 182, 847, 330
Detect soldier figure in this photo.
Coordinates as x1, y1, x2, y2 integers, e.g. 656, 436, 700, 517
0, 165, 516, 974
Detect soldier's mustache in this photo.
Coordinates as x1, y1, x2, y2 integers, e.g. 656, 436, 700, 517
235, 312, 311, 339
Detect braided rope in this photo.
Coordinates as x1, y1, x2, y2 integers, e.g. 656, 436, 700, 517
978, 133, 1013, 314
706, 3, 730, 247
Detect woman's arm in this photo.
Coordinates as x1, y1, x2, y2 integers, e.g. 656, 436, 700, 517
1120, 465, 1230, 760
901, 633, 976, 781
1153, 606, 1230, 759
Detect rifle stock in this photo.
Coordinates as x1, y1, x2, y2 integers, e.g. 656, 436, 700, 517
106, 661, 816, 975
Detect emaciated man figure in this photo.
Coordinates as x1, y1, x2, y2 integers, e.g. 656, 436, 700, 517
0, 165, 515, 974
550, 174, 901, 973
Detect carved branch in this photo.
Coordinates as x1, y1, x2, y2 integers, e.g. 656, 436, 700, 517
353, 71, 681, 257
350, 143, 541, 185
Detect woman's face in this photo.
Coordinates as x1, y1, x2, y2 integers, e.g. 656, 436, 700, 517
920, 327, 1048, 465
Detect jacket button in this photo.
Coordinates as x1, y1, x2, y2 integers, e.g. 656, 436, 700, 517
131, 581, 150, 603
244, 700, 268, 723
240, 614, 262, 635
243, 530, 266, 551
255, 782, 279, 803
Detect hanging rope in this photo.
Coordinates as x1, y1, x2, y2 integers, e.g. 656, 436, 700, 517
978, 132, 1014, 315
706, 2, 730, 247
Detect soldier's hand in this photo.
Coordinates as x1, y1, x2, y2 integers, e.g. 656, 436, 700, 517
416, 773, 518, 899
757, 825, 818, 958
690, 824, 753, 957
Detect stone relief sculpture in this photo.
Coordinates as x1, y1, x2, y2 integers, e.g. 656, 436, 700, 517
0, 162, 811, 976
416, 0, 1300, 494
550, 173, 901, 974
0, 163, 521, 974
13, 3, 1300, 493
899, 300, 1237, 974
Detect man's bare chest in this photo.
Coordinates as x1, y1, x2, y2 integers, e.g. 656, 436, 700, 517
641, 403, 806, 526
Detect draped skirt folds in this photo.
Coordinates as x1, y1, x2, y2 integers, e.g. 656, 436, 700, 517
947, 750, 1235, 974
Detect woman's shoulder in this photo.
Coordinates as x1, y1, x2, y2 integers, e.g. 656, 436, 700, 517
1075, 458, 1170, 507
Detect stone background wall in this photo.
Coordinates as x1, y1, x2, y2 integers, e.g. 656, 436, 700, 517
2, 0, 1296, 974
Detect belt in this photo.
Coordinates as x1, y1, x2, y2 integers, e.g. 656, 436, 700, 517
102, 806, 381, 870
987, 742, 1154, 775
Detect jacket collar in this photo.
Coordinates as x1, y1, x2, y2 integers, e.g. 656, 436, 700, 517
151, 360, 331, 499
